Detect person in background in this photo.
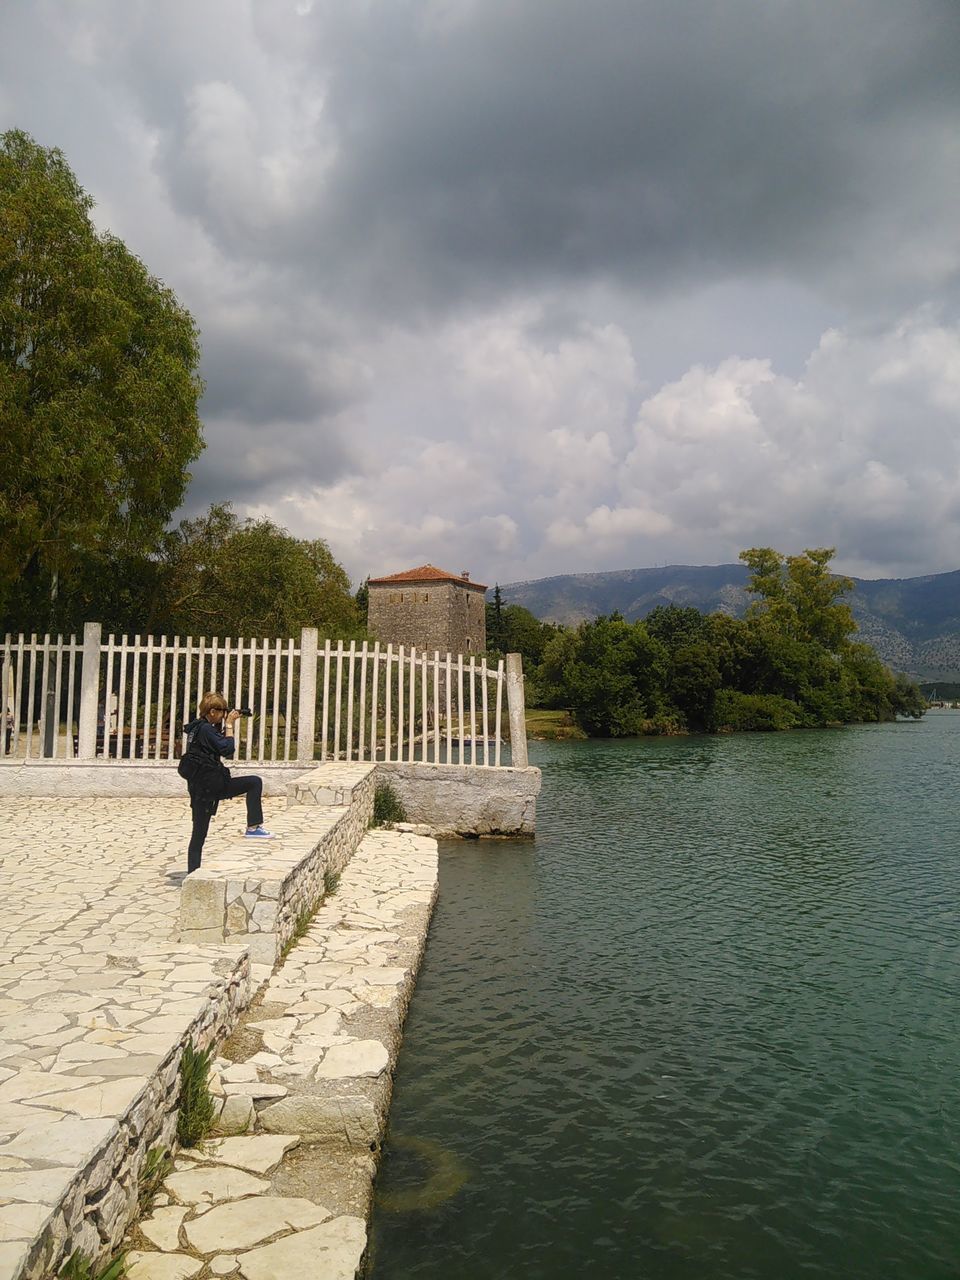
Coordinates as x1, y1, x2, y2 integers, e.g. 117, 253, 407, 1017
183, 691, 276, 874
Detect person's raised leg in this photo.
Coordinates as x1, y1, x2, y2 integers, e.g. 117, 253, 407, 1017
222, 774, 274, 836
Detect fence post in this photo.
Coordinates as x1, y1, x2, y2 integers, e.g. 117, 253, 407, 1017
42, 640, 56, 758
505, 652, 528, 768
77, 621, 102, 760
297, 627, 318, 763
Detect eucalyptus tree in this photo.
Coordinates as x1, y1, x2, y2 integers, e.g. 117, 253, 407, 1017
0, 129, 204, 622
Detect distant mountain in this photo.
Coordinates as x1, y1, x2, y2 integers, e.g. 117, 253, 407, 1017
500, 564, 960, 680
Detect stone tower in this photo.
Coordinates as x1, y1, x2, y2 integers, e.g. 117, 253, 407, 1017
367, 564, 487, 655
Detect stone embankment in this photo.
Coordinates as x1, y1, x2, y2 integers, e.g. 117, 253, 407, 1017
123, 826, 437, 1279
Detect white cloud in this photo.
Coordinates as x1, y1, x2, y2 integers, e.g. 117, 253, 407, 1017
253, 308, 960, 584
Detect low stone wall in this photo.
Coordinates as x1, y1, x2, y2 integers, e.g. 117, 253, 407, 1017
178, 766, 377, 966
0, 759, 305, 797
376, 760, 541, 836
11, 946, 249, 1280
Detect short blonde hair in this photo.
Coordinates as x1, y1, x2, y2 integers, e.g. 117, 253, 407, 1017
198, 691, 228, 717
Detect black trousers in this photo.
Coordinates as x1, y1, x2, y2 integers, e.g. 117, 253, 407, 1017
187, 775, 264, 873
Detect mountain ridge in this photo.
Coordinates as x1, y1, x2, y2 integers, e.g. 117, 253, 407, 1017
499, 564, 960, 680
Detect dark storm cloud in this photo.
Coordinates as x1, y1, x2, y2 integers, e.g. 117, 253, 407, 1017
145, 0, 960, 318
184, 410, 358, 512
5, 0, 960, 582
198, 327, 357, 424
200, 336, 320, 423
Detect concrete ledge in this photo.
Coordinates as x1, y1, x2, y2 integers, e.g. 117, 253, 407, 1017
179, 768, 377, 965
3, 946, 250, 1280
0, 759, 308, 798
376, 760, 541, 836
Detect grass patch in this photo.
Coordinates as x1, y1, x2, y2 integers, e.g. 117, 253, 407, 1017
372, 782, 407, 827
177, 1041, 216, 1148
278, 904, 313, 964
525, 709, 587, 740
59, 1252, 126, 1280
278, 871, 340, 964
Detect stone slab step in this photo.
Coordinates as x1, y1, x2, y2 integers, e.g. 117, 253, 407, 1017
286, 763, 376, 808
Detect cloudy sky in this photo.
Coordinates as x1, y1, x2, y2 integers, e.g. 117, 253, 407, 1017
4, 1, 960, 586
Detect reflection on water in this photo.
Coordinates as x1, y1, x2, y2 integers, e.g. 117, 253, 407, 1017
369, 716, 960, 1280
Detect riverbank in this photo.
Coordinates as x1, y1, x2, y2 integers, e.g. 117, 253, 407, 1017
524, 709, 587, 740
526, 704, 928, 741
121, 824, 438, 1279
0, 752, 540, 1277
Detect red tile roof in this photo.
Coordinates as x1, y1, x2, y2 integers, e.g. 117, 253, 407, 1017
368, 564, 488, 591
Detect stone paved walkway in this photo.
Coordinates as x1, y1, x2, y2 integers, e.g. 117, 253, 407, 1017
0, 795, 335, 1279
0, 796, 335, 968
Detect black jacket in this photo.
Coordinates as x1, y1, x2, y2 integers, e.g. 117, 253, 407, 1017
182, 717, 234, 810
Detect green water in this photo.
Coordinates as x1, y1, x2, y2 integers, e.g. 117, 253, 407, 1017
368, 715, 960, 1279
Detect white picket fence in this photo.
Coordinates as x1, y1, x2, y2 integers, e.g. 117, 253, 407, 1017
0, 624, 528, 767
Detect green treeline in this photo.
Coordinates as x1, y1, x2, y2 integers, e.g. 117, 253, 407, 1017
487, 548, 925, 735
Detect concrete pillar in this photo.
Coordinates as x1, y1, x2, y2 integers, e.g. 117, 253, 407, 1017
77, 622, 102, 759
297, 627, 319, 763
505, 652, 528, 768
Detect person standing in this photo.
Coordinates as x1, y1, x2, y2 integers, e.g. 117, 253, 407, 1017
183, 692, 276, 874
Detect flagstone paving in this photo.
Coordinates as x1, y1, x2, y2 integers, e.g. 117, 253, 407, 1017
0, 794, 374, 1280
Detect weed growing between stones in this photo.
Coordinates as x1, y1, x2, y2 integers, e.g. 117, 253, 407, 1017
372, 783, 406, 828
278, 868, 342, 964
137, 1144, 173, 1210
59, 1250, 126, 1280
279, 904, 313, 964
177, 1041, 216, 1148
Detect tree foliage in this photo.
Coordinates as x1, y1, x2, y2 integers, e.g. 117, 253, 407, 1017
0, 129, 203, 618
486, 589, 557, 666
155, 504, 362, 639
524, 548, 926, 735
0, 502, 363, 643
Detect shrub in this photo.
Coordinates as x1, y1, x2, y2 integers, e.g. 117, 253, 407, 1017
177, 1041, 216, 1148
372, 783, 407, 827
713, 690, 802, 732
138, 1145, 173, 1209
